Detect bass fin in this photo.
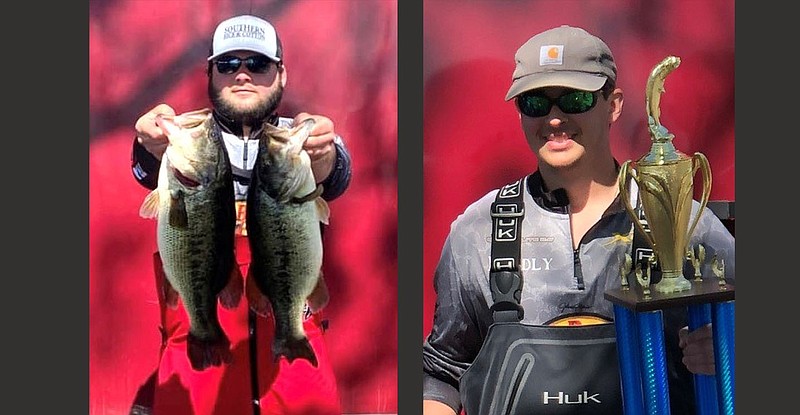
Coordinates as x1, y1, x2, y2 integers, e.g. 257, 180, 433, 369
186, 331, 232, 371
306, 271, 329, 314
168, 191, 188, 228
139, 190, 160, 219
273, 336, 318, 368
218, 263, 244, 310
152, 252, 178, 309
315, 197, 331, 225
245, 266, 272, 318
163, 278, 180, 310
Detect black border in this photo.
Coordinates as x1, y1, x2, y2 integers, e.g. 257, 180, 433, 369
6, 2, 88, 412
736, 1, 791, 412
398, 0, 424, 413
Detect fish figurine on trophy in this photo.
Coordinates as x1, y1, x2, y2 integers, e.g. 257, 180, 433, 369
604, 56, 735, 415
618, 55, 711, 293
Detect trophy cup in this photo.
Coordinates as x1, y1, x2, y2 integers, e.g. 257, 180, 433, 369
604, 56, 735, 415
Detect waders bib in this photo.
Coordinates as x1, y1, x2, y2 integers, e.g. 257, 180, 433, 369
459, 179, 623, 415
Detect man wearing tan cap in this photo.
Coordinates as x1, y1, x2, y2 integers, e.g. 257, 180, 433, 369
130, 14, 350, 415
422, 25, 735, 415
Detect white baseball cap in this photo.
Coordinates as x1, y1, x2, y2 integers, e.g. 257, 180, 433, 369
207, 15, 282, 62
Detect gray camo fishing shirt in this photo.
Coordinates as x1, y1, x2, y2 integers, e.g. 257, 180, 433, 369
422, 170, 736, 412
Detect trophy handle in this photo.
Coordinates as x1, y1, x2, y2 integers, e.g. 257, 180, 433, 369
619, 160, 657, 252
686, 153, 712, 242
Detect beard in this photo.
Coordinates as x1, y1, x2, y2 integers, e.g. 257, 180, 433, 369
208, 81, 283, 127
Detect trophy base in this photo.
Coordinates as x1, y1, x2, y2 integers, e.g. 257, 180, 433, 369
605, 278, 734, 312
653, 274, 692, 293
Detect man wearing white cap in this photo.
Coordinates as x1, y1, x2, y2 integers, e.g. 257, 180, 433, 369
130, 14, 350, 415
422, 25, 735, 415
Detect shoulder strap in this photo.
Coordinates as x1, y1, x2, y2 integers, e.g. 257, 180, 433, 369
489, 178, 526, 322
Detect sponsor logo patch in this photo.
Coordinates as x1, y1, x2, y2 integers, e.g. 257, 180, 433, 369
546, 314, 611, 326
539, 45, 564, 66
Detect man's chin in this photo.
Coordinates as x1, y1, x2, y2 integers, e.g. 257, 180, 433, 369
224, 96, 261, 111
219, 102, 268, 123
539, 153, 581, 170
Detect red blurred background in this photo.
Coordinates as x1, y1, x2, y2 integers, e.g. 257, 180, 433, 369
89, 1, 397, 414
422, 0, 735, 337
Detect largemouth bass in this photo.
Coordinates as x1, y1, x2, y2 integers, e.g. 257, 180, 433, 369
246, 118, 330, 367
139, 108, 242, 371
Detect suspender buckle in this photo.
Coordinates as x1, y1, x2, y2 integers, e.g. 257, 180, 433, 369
489, 270, 524, 321
491, 203, 524, 218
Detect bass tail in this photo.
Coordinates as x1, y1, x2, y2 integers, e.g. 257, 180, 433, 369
187, 331, 233, 371
273, 336, 319, 368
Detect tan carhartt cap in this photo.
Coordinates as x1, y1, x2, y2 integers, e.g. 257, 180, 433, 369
505, 25, 616, 100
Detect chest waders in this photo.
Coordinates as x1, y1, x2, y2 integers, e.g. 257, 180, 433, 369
459, 178, 624, 415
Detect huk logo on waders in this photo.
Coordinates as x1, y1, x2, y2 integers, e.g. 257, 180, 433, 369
542, 391, 602, 404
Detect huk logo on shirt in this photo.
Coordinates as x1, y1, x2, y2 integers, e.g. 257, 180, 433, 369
542, 391, 601, 404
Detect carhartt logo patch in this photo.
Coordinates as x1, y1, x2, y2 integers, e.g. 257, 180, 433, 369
540, 45, 564, 65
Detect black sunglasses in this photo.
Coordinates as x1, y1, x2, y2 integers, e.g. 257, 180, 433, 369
214, 55, 274, 74
516, 89, 598, 118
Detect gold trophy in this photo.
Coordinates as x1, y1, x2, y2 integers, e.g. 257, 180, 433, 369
606, 56, 735, 415
618, 55, 711, 293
